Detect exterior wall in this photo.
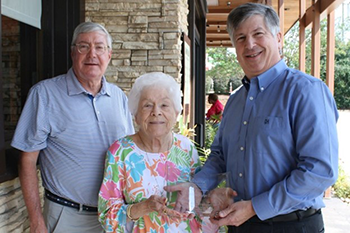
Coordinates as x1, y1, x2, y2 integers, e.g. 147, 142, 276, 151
1, 16, 21, 144
0, 171, 44, 233
85, 0, 189, 91
0, 16, 28, 233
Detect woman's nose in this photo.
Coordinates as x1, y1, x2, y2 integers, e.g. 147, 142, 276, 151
151, 106, 161, 116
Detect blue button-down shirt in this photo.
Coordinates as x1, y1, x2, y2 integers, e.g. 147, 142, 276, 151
193, 60, 339, 220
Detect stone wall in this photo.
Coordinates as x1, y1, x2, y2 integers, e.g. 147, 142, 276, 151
0, 177, 27, 233
0, 171, 44, 233
85, 0, 189, 91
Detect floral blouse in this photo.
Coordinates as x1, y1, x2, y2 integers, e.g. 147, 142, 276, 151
98, 133, 206, 233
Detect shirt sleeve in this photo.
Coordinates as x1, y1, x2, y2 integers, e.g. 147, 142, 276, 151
192, 124, 227, 194
11, 84, 50, 152
206, 105, 216, 119
252, 80, 339, 220
98, 140, 130, 232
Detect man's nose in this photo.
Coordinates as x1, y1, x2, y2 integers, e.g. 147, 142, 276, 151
245, 36, 255, 49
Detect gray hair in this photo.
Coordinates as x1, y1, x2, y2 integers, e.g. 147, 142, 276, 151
128, 72, 183, 117
227, 3, 280, 45
71, 22, 112, 49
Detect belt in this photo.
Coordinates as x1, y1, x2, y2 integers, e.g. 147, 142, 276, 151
251, 208, 320, 223
45, 189, 98, 212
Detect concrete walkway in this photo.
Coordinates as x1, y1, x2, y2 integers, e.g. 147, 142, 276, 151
323, 197, 350, 233
323, 110, 350, 233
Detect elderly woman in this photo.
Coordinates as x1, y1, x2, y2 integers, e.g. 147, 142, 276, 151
98, 72, 203, 232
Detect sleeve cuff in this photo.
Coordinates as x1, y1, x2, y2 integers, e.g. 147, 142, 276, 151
251, 192, 277, 220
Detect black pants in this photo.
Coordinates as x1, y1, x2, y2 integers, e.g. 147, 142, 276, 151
228, 210, 324, 233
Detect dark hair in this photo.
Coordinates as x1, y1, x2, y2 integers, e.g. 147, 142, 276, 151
227, 3, 280, 45
208, 93, 218, 102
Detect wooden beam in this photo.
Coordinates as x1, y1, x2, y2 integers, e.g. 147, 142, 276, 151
278, 0, 285, 48
299, 0, 306, 72
208, 5, 235, 13
326, 11, 335, 94
302, 0, 343, 28
206, 30, 228, 34
206, 21, 227, 25
311, 1, 321, 78
207, 43, 233, 47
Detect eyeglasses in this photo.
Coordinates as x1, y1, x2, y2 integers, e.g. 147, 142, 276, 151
73, 43, 110, 55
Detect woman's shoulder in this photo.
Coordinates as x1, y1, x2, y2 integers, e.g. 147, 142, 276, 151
173, 133, 195, 148
108, 135, 135, 153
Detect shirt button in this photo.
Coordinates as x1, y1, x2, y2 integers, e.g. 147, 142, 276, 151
240, 147, 244, 151
249, 96, 254, 100
239, 173, 243, 177
97, 111, 100, 115
260, 87, 264, 91
243, 121, 247, 125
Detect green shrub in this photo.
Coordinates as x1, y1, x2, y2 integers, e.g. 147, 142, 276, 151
333, 165, 350, 199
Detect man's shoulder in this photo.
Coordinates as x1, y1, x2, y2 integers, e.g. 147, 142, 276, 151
285, 67, 323, 85
104, 81, 128, 97
30, 73, 68, 93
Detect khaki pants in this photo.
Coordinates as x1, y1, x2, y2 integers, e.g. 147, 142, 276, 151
43, 197, 104, 233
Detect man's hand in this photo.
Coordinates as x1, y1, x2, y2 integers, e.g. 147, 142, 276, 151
164, 182, 202, 213
208, 187, 237, 219
30, 220, 48, 233
210, 200, 256, 227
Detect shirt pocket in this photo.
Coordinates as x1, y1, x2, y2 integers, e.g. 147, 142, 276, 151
248, 116, 287, 154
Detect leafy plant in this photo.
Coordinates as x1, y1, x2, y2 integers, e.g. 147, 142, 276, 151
333, 165, 350, 200
206, 47, 243, 94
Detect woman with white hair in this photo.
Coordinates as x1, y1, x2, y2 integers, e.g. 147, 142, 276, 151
98, 72, 204, 232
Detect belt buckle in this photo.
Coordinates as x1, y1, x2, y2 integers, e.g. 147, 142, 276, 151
79, 203, 83, 212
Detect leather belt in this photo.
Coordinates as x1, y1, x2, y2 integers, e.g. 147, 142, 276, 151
45, 189, 98, 212
251, 208, 320, 223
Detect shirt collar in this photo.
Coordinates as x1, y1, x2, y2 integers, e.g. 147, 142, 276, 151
241, 76, 250, 91
256, 59, 287, 92
67, 68, 111, 97
240, 59, 287, 92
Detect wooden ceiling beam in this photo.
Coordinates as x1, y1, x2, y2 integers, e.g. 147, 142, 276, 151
302, 0, 343, 28
206, 21, 228, 25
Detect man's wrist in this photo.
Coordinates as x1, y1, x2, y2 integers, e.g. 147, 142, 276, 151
191, 182, 205, 196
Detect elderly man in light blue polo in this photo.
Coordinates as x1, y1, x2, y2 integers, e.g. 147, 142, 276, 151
11, 22, 134, 233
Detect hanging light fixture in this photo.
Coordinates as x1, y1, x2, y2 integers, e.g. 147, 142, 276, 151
217, 25, 220, 32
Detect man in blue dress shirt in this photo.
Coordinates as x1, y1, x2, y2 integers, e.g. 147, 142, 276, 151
166, 3, 338, 233
11, 22, 134, 233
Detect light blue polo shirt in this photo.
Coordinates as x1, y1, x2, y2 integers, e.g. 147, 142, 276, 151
11, 68, 135, 206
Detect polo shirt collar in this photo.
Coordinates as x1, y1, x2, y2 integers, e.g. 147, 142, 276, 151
67, 68, 111, 96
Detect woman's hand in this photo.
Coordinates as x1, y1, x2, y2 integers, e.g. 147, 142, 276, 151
164, 182, 203, 213
140, 194, 192, 223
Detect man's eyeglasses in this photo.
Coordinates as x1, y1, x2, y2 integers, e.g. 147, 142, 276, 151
73, 43, 109, 55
